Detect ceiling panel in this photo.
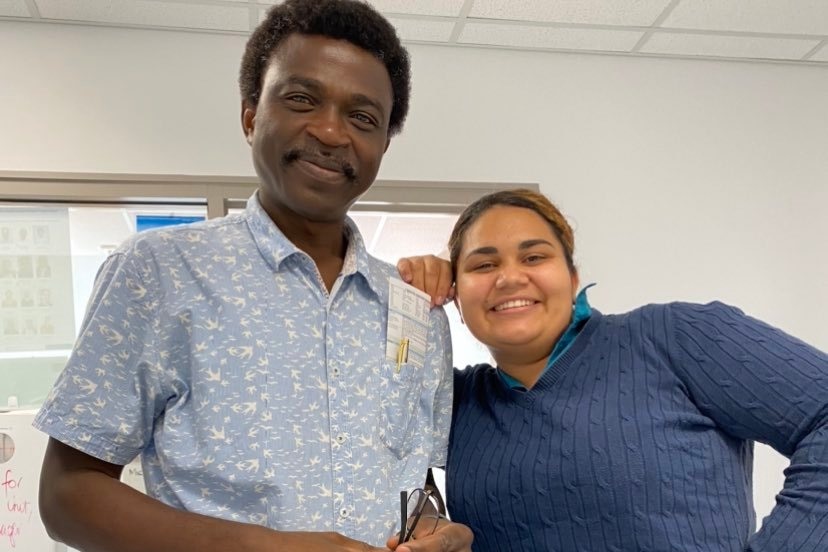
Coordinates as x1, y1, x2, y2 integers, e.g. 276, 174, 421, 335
459, 22, 643, 52
348, 213, 383, 251
1, 0, 825, 66
35, 0, 250, 32
257, 0, 465, 18
388, 17, 456, 43
811, 43, 828, 62
366, 0, 466, 18
664, 0, 828, 36
0, 0, 29, 17
368, 214, 457, 264
468, 0, 674, 26
641, 32, 819, 60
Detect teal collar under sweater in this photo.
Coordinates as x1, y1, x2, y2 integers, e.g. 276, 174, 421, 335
498, 284, 595, 390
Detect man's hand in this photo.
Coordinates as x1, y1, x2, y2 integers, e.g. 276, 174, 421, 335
385, 519, 474, 552
278, 531, 390, 551
385, 518, 473, 552
396, 255, 454, 308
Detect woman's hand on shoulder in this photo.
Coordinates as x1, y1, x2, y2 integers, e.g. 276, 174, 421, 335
396, 255, 454, 308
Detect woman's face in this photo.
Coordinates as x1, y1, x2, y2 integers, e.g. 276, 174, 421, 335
454, 206, 579, 360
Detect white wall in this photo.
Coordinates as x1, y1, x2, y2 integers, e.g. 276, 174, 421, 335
2, 21, 827, 527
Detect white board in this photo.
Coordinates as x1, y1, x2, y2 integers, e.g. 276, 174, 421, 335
0, 409, 60, 552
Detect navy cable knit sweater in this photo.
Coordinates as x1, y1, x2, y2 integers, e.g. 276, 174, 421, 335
446, 302, 828, 552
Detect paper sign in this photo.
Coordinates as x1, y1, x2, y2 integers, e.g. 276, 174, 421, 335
385, 278, 430, 369
0, 410, 56, 551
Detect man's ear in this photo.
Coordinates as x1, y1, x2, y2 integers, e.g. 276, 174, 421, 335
241, 100, 256, 145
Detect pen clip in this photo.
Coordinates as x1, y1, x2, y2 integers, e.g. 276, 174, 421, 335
395, 337, 410, 373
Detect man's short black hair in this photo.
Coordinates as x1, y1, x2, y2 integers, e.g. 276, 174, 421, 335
239, 0, 411, 137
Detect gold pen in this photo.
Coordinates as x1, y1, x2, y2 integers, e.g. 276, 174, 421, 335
396, 337, 410, 373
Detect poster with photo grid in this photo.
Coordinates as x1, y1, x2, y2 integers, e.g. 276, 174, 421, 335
0, 209, 75, 352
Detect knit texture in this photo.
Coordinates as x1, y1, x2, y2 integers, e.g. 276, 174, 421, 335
446, 302, 828, 552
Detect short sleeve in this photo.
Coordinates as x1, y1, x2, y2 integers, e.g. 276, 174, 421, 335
33, 243, 170, 465
427, 306, 453, 468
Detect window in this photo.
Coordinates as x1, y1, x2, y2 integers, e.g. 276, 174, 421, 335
0, 203, 207, 407
0, 171, 536, 407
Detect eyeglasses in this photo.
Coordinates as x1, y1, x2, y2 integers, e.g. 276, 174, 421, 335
398, 488, 442, 544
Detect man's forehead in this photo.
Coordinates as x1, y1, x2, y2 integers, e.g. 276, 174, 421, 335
262, 33, 393, 103
268, 33, 375, 68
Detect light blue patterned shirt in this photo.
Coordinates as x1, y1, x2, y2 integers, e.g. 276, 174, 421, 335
34, 194, 453, 545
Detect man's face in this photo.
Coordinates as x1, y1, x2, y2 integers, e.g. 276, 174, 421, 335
242, 33, 394, 224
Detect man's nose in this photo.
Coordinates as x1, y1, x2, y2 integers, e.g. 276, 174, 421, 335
306, 106, 350, 148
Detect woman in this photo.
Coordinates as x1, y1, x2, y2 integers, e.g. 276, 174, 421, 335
399, 188, 828, 552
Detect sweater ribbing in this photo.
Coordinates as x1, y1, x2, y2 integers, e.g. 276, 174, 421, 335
446, 302, 828, 552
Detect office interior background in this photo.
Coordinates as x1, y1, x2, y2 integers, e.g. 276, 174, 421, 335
0, 1, 827, 550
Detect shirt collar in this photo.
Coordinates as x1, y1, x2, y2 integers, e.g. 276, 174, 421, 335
243, 193, 385, 298
570, 283, 594, 326
498, 283, 595, 390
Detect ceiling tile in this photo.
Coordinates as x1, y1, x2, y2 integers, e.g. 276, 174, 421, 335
641, 32, 820, 61
257, 9, 454, 43
811, 43, 828, 62
459, 22, 643, 52
348, 213, 383, 251
388, 17, 455, 42
469, 0, 674, 26
365, 0, 466, 17
0, 0, 30, 17
366, 214, 457, 264
664, 0, 828, 36
35, 0, 250, 32
258, 0, 464, 18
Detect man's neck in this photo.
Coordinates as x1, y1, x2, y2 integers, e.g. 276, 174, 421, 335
262, 202, 349, 292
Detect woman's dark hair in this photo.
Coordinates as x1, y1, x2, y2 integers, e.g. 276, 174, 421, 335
449, 188, 576, 276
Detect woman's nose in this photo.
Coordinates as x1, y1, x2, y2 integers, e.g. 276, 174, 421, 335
495, 264, 528, 288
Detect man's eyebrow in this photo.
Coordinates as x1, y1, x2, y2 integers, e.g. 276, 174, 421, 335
280, 75, 323, 92
277, 77, 386, 116
350, 93, 387, 118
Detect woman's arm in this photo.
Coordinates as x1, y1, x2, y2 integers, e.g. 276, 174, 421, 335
667, 301, 828, 551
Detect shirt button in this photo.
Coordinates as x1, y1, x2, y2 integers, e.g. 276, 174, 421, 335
335, 433, 347, 444
339, 508, 350, 518
332, 367, 340, 377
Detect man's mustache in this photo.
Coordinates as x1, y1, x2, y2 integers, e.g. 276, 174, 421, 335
283, 148, 357, 181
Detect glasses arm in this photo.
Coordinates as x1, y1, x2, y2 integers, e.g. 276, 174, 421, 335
402, 492, 432, 543
399, 490, 408, 543
425, 468, 447, 515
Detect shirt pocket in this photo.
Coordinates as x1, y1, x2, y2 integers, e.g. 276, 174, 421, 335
378, 360, 426, 459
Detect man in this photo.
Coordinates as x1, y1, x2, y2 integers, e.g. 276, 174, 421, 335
34, 1, 472, 551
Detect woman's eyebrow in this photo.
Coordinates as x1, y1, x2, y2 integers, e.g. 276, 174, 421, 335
465, 246, 498, 257
518, 239, 554, 250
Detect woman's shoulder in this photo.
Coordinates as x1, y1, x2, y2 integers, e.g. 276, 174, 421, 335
453, 363, 498, 389
609, 300, 744, 326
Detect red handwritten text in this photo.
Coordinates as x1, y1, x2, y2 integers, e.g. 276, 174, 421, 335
0, 471, 22, 497
2, 470, 28, 548
0, 521, 20, 548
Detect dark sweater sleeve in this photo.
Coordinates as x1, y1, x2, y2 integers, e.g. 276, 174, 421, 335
667, 301, 828, 551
